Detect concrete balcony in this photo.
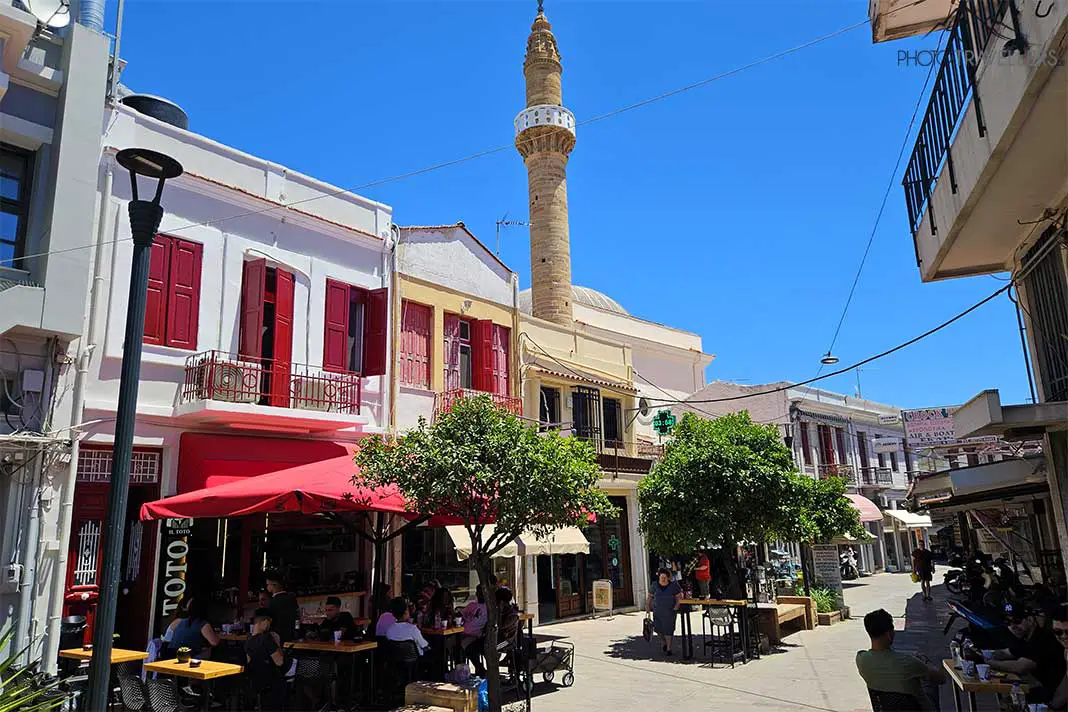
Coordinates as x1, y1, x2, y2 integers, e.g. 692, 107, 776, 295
175, 350, 369, 433
859, 466, 895, 488
902, 0, 1068, 282
818, 463, 858, 485
869, 0, 957, 43
433, 388, 523, 421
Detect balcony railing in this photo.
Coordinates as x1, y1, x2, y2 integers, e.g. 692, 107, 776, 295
902, 0, 1010, 235
859, 466, 894, 488
434, 388, 523, 419
818, 463, 857, 484
181, 350, 361, 414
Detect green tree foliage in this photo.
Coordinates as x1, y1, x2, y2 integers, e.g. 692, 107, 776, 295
354, 394, 614, 711
795, 475, 865, 544
0, 628, 70, 711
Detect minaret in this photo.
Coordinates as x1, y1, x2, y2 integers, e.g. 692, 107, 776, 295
515, 0, 576, 326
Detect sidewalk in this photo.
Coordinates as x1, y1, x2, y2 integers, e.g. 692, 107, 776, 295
513, 573, 958, 711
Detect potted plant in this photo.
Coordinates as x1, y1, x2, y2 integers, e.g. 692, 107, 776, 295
176, 646, 192, 664
1, 628, 73, 710
810, 587, 842, 626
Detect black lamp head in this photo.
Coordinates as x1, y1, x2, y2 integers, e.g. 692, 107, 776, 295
116, 148, 183, 204
820, 351, 840, 366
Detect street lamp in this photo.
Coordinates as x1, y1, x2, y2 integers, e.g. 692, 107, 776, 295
820, 351, 840, 366
85, 148, 183, 712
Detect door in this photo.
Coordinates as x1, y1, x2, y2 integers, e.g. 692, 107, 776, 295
603, 496, 633, 606
555, 554, 584, 618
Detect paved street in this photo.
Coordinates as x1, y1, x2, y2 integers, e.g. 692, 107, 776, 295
522, 573, 955, 712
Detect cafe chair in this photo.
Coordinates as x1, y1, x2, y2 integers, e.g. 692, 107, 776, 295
115, 663, 150, 711
145, 676, 194, 712
384, 640, 421, 705
702, 607, 743, 668
867, 688, 924, 711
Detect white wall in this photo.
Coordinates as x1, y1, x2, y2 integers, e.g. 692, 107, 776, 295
399, 226, 514, 307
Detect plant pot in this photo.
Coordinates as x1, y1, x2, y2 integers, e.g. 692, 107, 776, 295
817, 611, 841, 626
176, 648, 191, 664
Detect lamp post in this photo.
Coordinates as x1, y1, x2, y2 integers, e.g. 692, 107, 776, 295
85, 148, 183, 712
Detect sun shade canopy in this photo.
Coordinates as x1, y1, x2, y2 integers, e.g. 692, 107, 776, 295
446, 525, 590, 560
845, 494, 883, 523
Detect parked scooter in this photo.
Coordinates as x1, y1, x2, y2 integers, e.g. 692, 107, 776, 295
943, 555, 968, 595
840, 548, 859, 581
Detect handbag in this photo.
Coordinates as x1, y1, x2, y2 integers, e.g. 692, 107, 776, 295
642, 616, 653, 642
910, 572, 919, 583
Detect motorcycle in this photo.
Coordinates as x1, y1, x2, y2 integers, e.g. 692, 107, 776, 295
943, 555, 968, 595
840, 549, 859, 581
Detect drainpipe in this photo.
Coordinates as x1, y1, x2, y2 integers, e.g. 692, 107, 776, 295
388, 225, 399, 437
41, 163, 113, 675
78, 0, 105, 32
13, 453, 43, 665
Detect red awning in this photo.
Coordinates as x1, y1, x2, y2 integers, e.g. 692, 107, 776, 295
846, 493, 883, 523
140, 452, 412, 521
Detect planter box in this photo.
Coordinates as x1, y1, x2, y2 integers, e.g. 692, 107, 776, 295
817, 610, 842, 626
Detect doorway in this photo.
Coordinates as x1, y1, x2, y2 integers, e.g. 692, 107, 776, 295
536, 554, 556, 623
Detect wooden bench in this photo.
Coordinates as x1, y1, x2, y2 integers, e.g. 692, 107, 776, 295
756, 596, 815, 645
391, 706, 453, 712
404, 682, 478, 712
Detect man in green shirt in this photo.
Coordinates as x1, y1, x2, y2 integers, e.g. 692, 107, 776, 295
856, 609, 945, 711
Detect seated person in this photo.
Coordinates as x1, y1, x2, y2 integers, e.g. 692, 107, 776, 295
461, 586, 488, 676
164, 597, 220, 659
421, 587, 456, 628
986, 604, 1068, 706
375, 605, 398, 638
315, 596, 357, 641
496, 587, 521, 646
1049, 610, 1068, 711
244, 608, 287, 709
265, 571, 300, 644
384, 597, 430, 655
855, 609, 944, 711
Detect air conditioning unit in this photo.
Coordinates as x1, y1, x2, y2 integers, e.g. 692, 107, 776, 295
196, 361, 259, 404
292, 373, 359, 413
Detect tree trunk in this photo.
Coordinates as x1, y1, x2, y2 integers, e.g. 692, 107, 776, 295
475, 555, 503, 712
718, 537, 745, 600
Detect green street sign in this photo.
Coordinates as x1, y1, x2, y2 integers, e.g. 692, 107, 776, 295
652, 410, 676, 435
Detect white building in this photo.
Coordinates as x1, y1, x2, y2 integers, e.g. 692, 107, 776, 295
673, 381, 929, 574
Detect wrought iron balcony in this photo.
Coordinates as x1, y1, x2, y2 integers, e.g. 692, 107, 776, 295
859, 466, 895, 488
434, 388, 523, 419
902, 0, 1010, 235
181, 350, 361, 414
818, 463, 857, 484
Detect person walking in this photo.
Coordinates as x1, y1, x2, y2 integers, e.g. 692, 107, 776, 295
645, 568, 683, 656
911, 540, 934, 602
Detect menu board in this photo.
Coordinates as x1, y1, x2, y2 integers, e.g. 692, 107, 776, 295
811, 544, 844, 609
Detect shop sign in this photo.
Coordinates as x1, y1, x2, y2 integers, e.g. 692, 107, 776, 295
811, 544, 844, 609
872, 437, 900, 454
157, 518, 193, 623
592, 579, 613, 613
878, 415, 901, 425
902, 407, 958, 447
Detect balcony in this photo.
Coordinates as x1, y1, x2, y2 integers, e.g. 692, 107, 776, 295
818, 463, 857, 485
433, 388, 523, 420
175, 350, 369, 433
902, 0, 1067, 281
859, 466, 895, 488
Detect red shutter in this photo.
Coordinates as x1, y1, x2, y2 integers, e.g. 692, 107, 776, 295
164, 238, 202, 350
471, 319, 494, 393
400, 301, 431, 389
362, 287, 388, 377
323, 279, 350, 372
143, 235, 171, 346
238, 259, 266, 359
269, 268, 295, 407
492, 324, 510, 396
443, 315, 461, 391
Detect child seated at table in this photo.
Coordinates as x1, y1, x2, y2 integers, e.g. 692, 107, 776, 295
244, 608, 287, 709
385, 597, 430, 655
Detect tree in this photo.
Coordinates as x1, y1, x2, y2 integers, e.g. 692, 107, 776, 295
795, 475, 865, 544
353, 394, 614, 711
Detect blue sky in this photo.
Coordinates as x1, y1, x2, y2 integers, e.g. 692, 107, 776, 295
110, 0, 1029, 410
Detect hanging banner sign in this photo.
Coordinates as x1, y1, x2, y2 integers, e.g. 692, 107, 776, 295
902, 407, 958, 447
156, 517, 193, 628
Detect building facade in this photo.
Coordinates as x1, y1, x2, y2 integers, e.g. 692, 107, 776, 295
868, 0, 1068, 575
0, 0, 110, 664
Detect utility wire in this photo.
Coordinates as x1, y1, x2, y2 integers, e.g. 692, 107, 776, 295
2, 11, 883, 269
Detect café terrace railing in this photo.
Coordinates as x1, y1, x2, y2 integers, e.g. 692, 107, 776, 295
181, 350, 361, 414
902, 0, 1013, 236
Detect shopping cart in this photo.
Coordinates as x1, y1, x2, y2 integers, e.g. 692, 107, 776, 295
528, 640, 575, 687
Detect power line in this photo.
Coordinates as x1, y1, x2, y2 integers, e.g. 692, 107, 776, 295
2, 13, 876, 269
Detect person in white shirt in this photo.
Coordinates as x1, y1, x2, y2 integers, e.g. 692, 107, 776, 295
384, 598, 429, 655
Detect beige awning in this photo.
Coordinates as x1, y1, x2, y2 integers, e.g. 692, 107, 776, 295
520, 527, 590, 556
446, 525, 591, 560
884, 509, 933, 529
831, 530, 877, 546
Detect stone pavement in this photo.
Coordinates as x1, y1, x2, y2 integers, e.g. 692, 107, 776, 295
517, 573, 963, 712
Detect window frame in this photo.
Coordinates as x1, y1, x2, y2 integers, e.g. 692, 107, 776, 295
144, 234, 203, 350
0, 143, 34, 271
399, 300, 432, 390
539, 386, 560, 430
602, 397, 623, 448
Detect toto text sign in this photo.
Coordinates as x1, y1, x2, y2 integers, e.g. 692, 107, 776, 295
157, 517, 192, 624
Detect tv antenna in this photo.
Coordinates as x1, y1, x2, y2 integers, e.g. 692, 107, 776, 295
495, 214, 529, 256
23, 0, 71, 29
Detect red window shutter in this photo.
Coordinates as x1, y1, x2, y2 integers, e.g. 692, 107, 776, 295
164, 238, 202, 350
323, 279, 350, 372
143, 235, 171, 346
400, 301, 431, 389
269, 269, 295, 407
362, 287, 388, 377
471, 320, 494, 393
443, 315, 461, 391
491, 324, 510, 396
239, 259, 266, 360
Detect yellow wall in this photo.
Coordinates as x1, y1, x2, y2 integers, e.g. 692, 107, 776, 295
398, 274, 518, 394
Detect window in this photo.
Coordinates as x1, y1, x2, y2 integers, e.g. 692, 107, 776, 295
458, 319, 472, 388
0, 144, 32, 270
799, 423, 811, 467
399, 301, 432, 389
1021, 228, 1068, 402
856, 431, 869, 468
324, 279, 387, 376
144, 234, 203, 349
539, 386, 560, 429
877, 452, 887, 468
572, 387, 602, 444
817, 425, 836, 466
602, 397, 622, 448
444, 316, 509, 395
239, 259, 295, 406
835, 428, 849, 464
889, 451, 899, 470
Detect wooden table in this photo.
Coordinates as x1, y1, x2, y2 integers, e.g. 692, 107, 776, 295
677, 600, 750, 662
144, 659, 244, 711
943, 659, 1026, 712
59, 647, 148, 664
285, 639, 377, 705
421, 627, 465, 679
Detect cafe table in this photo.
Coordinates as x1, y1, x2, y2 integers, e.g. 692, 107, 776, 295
143, 659, 243, 711
59, 647, 149, 665
421, 626, 465, 679
285, 639, 377, 705
942, 659, 1027, 712
676, 599, 750, 661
